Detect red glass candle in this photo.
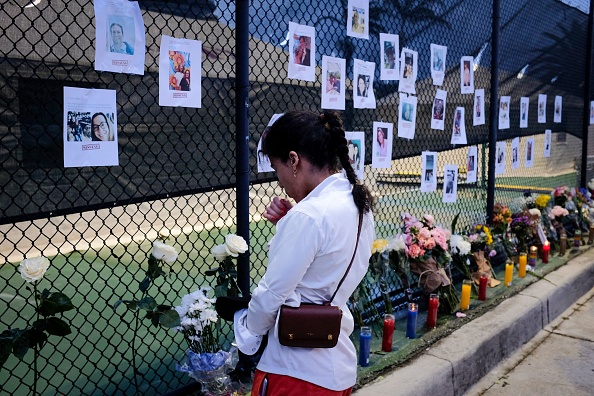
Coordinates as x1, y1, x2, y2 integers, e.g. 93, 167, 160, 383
382, 314, 395, 352
426, 294, 439, 329
542, 241, 550, 264
478, 273, 488, 301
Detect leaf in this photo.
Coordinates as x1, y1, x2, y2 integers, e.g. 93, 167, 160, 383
451, 212, 461, 235
113, 300, 124, 311
204, 268, 219, 276
12, 330, 29, 359
44, 317, 71, 337
159, 310, 181, 328
137, 296, 157, 311
151, 314, 160, 328
41, 289, 50, 299
38, 292, 75, 316
0, 337, 13, 367
214, 284, 227, 298
139, 277, 151, 292
145, 311, 154, 320
156, 305, 172, 311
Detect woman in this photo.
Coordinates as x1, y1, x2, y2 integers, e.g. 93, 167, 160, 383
376, 127, 387, 157
244, 110, 375, 395
356, 75, 367, 97
91, 112, 114, 141
180, 69, 190, 91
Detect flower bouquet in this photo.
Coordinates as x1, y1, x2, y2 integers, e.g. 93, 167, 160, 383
492, 204, 512, 235
206, 234, 249, 298
552, 186, 571, 207
401, 213, 458, 314
510, 213, 533, 253
174, 287, 238, 395
466, 225, 500, 287
369, 239, 395, 314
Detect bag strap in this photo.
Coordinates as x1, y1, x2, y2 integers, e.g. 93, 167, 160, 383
330, 211, 364, 303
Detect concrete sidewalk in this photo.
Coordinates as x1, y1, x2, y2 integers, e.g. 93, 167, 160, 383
467, 285, 594, 395
354, 248, 594, 396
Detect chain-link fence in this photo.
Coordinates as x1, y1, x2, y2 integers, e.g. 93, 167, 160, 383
1, 0, 592, 394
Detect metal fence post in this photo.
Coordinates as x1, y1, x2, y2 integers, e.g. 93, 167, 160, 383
581, 0, 594, 188
487, 0, 500, 224
236, 0, 251, 297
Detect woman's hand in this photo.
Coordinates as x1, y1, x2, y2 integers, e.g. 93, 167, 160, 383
263, 197, 292, 225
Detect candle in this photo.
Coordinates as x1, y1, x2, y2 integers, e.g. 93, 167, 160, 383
382, 314, 395, 352
518, 253, 527, 278
478, 273, 488, 301
528, 245, 537, 268
460, 280, 472, 310
542, 241, 550, 264
504, 261, 513, 287
560, 234, 567, 255
426, 294, 439, 329
589, 226, 594, 245
359, 326, 372, 367
406, 303, 418, 339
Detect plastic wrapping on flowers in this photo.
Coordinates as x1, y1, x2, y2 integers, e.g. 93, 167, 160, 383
176, 349, 239, 395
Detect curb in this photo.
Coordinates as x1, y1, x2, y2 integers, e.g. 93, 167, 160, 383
354, 248, 594, 396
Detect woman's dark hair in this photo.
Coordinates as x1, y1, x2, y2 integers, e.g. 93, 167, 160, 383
261, 110, 373, 214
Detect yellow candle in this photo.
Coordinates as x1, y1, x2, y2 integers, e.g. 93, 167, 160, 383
518, 253, 527, 278
504, 262, 513, 287
460, 280, 472, 310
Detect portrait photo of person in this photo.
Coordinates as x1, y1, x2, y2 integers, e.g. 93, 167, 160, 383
527, 141, 533, 161
433, 48, 443, 71
180, 68, 191, 91
475, 96, 481, 117
108, 21, 134, 55
384, 41, 396, 69
91, 112, 115, 141
347, 139, 362, 171
326, 69, 340, 95
424, 154, 435, 182
462, 61, 471, 86
67, 111, 91, 142
512, 147, 518, 163
521, 102, 527, 120
351, 7, 365, 34
402, 102, 413, 122
356, 74, 369, 97
445, 170, 455, 194
403, 52, 414, 79
376, 127, 388, 157
468, 155, 475, 172
294, 35, 311, 66
433, 98, 444, 120
539, 101, 545, 117
454, 109, 462, 136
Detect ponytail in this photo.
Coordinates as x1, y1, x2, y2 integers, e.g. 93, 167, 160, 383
322, 110, 374, 214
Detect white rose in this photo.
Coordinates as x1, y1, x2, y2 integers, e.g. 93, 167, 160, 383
224, 234, 248, 257
152, 241, 178, 263
18, 256, 50, 283
211, 244, 229, 261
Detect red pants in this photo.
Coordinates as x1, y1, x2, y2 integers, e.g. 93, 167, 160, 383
251, 369, 353, 396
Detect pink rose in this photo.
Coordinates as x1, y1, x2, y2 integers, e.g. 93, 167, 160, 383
423, 238, 436, 250
419, 227, 431, 240
407, 244, 424, 258
423, 214, 435, 226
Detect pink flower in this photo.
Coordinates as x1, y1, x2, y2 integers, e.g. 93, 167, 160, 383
423, 238, 436, 250
407, 244, 425, 258
423, 214, 435, 226
489, 250, 497, 257
419, 227, 431, 240
468, 234, 479, 242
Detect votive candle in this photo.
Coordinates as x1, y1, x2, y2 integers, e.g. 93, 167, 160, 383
504, 261, 513, 287
560, 234, 567, 255
518, 253, 527, 278
478, 272, 488, 301
528, 245, 537, 267
542, 241, 550, 264
460, 280, 472, 310
406, 303, 418, 339
382, 314, 395, 352
426, 294, 439, 329
359, 326, 372, 367
573, 232, 581, 250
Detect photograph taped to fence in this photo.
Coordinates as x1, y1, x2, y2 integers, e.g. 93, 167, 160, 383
379, 33, 399, 81
347, 0, 369, 39
430, 43, 447, 86
431, 89, 447, 130
397, 93, 417, 139
498, 96, 510, 130
159, 35, 202, 108
473, 89, 485, 126
554, 95, 562, 123
63, 87, 118, 167
467, 146, 478, 183
399, 48, 417, 94
495, 141, 506, 175
288, 22, 315, 82
460, 56, 474, 94
94, 0, 145, 75
525, 138, 535, 168
544, 129, 552, 158
442, 164, 458, 203
511, 137, 520, 170
372, 121, 393, 169
321, 55, 346, 110
353, 58, 376, 109
520, 97, 529, 128
451, 107, 467, 145
345, 131, 365, 180
538, 94, 547, 123
421, 151, 437, 192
